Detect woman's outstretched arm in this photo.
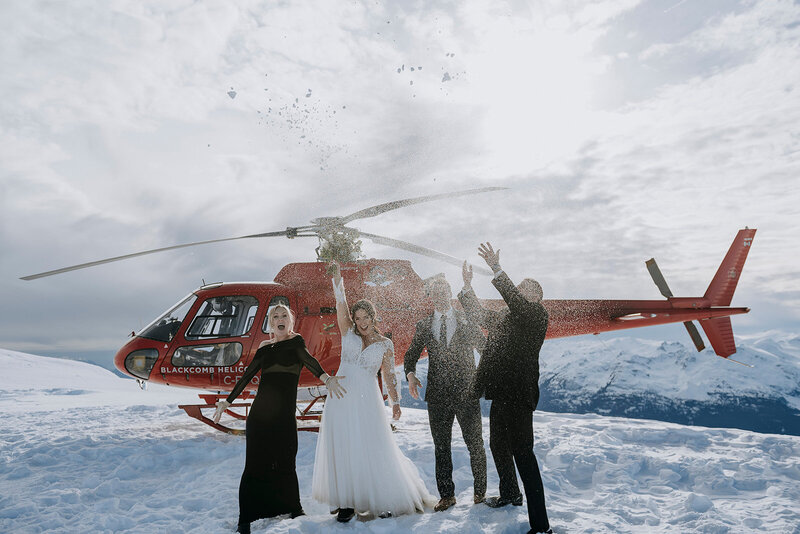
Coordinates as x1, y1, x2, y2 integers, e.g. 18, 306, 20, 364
330, 261, 353, 334
213, 352, 261, 423
298, 337, 346, 398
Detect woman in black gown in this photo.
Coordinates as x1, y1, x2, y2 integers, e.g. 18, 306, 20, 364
213, 304, 345, 534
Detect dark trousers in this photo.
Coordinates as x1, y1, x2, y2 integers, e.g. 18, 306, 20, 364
428, 399, 487, 499
489, 400, 549, 532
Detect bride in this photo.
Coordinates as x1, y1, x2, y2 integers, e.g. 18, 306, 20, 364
312, 262, 436, 522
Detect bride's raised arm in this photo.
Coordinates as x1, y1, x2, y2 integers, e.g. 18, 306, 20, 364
380, 340, 402, 420
330, 261, 353, 334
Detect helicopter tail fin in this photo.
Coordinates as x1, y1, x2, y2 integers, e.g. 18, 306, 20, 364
699, 317, 736, 357
703, 228, 756, 306
698, 228, 756, 358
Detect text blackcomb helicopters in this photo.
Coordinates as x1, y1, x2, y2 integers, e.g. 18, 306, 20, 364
22, 188, 755, 433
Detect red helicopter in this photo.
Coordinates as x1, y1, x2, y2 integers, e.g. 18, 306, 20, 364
22, 188, 756, 434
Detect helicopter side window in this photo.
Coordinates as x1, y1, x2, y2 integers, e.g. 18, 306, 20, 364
171, 342, 243, 367
262, 296, 292, 333
139, 293, 198, 342
185, 296, 259, 340
244, 304, 257, 333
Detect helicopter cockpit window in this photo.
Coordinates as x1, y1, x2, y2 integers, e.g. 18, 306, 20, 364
185, 296, 259, 340
262, 296, 292, 333
171, 342, 243, 367
139, 293, 198, 342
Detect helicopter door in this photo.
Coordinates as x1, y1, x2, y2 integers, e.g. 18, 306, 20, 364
167, 295, 260, 387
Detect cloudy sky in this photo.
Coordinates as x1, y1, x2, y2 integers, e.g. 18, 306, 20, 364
1, 0, 798, 367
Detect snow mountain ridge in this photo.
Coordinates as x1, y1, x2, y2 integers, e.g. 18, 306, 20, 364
400, 331, 800, 436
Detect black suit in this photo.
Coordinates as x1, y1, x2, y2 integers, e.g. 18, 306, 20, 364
404, 308, 487, 499
459, 271, 550, 533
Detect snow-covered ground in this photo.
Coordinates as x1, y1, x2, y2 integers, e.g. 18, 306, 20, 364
1, 348, 799, 533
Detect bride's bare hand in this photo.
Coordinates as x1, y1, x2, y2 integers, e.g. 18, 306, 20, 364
392, 404, 401, 420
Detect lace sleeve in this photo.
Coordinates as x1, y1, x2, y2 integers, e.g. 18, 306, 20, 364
380, 339, 401, 406
332, 277, 353, 334
332, 276, 345, 303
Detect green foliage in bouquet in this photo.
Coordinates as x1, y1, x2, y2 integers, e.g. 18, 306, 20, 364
317, 229, 363, 264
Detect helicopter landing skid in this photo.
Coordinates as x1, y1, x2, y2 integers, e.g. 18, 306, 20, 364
178, 392, 326, 434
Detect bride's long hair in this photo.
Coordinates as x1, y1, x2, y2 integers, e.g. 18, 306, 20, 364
350, 299, 380, 338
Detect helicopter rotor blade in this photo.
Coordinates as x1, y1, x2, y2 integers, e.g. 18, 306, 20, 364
20, 229, 302, 281
356, 230, 494, 276
683, 321, 706, 352
21, 187, 510, 280
645, 258, 674, 298
338, 187, 508, 225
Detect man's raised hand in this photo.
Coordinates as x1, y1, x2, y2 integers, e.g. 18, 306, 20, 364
462, 260, 473, 289
478, 242, 500, 272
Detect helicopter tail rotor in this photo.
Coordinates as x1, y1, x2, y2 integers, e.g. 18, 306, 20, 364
646, 258, 706, 352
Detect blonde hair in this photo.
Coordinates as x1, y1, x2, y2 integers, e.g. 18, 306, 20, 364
267, 304, 295, 333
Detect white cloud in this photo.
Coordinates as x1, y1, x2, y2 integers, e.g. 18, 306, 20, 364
1, 0, 798, 356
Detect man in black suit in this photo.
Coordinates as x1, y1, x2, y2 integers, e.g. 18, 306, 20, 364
404, 274, 487, 512
459, 242, 551, 534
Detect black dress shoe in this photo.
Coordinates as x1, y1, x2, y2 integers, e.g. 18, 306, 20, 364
484, 494, 523, 508
336, 507, 355, 522
236, 522, 251, 534
291, 508, 305, 518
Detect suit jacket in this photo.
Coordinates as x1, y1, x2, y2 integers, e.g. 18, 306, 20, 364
403, 308, 484, 405
458, 271, 548, 410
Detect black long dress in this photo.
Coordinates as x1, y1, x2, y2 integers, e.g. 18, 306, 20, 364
225, 335, 325, 524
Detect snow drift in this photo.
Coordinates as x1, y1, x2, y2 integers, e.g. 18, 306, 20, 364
1, 347, 799, 533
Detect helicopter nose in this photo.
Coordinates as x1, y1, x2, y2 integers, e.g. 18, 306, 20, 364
116, 340, 160, 380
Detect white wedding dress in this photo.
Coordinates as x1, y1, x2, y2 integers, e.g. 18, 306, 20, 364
312, 327, 436, 515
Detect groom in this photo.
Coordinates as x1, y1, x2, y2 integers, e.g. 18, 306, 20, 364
459, 243, 551, 534
404, 274, 487, 512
